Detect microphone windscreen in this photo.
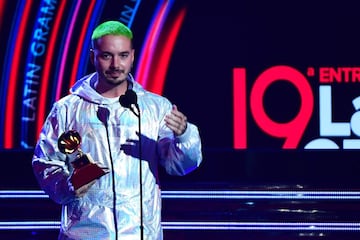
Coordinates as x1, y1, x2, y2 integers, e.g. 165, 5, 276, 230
126, 89, 137, 104
119, 89, 137, 108
97, 107, 110, 126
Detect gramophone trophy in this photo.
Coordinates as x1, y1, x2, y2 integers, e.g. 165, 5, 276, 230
58, 130, 109, 190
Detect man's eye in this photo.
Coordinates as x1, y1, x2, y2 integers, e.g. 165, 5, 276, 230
120, 53, 129, 58
102, 53, 111, 59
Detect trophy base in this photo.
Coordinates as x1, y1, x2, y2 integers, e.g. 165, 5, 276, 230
70, 155, 109, 190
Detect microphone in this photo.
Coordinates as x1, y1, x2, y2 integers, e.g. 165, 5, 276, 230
119, 88, 143, 239
97, 107, 119, 236
97, 107, 110, 127
119, 89, 139, 117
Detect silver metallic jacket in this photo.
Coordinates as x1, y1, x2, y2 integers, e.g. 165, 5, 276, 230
32, 73, 203, 239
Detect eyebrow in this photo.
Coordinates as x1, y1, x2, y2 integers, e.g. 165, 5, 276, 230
97, 50, 131, 55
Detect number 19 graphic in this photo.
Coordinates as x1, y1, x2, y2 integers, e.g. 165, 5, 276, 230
233, 66, 314, 149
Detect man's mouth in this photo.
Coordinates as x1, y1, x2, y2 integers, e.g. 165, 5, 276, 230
107, 70, 123, 77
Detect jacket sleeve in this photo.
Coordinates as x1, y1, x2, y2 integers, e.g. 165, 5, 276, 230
32, 104, 75, 204
158, 118, 203, 176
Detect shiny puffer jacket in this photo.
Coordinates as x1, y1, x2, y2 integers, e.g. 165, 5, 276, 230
32, 73, 203, 240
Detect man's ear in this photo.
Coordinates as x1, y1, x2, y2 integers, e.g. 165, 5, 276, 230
90, 49, 95, 65
131, 49, 135, 67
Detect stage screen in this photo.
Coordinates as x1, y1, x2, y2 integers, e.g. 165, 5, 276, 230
1, 0, 360, 187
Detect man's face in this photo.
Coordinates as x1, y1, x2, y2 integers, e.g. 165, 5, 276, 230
91, 35, 134, 86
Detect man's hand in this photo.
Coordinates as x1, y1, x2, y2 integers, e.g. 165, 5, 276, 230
69, 179, 96, 197
165, 105, 187, 136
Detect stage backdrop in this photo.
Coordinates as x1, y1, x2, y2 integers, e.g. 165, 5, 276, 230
1, 0, 360, 186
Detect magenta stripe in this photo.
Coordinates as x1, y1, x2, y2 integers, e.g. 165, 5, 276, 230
136, 1, 171, 87
55, 0, 82, 100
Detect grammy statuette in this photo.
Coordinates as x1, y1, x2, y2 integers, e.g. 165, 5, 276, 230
58, 130, 109, 190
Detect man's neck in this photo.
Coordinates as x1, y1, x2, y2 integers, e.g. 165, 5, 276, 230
95, 79, 128, 98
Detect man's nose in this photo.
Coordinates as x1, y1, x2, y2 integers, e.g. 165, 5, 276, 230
111, 56, 121, 68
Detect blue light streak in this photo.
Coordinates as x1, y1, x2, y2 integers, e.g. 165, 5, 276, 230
1, 221, 360, 231
1, 190, 359, 232
2, 190, 360, 200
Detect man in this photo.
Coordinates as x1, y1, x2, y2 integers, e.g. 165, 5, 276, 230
32, 20, 202, 239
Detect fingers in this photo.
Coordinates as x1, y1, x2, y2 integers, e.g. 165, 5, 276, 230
165, 105, 188, 136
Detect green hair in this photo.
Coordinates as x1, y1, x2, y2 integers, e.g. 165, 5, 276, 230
91, 20, 133, 41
